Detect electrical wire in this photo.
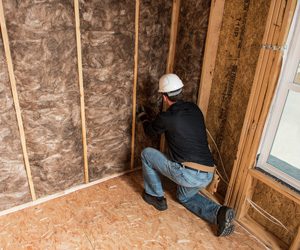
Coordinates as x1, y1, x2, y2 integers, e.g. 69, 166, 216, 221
205, 126, 288, 232
246, 198, 289, 232
206, 129, 230, 182
216, 169, 229, 185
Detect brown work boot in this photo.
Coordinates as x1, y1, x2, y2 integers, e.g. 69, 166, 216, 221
142, 191, 168, 211
217, 206, 235, 236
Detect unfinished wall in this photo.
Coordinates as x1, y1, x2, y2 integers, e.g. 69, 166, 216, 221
174, 0, 211, 103
206, 0, 271, 196
80, 0, 135, 180
134, 0, 172, 166
0, 37, 31, 210
249, 181, 300, 246
0, 0, 211, 212
3, 0, 83, 197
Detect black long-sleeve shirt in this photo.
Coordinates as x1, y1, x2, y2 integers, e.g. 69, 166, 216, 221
143, 100, 214, 166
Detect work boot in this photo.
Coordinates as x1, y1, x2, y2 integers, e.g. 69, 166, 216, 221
216, 206, 235, 236
142, 191, 167, 211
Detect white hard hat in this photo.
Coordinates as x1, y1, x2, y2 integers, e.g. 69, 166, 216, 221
158, 73, 184, 96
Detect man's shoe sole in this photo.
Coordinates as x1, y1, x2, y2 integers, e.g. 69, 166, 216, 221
217, 208, 235, 237
219, 224, 235, 237
224, 208, 235, 223
142, 193, 167, 211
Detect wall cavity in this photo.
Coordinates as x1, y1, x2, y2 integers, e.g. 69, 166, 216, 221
80, 0, 135, 180
249, 181, 300, 246
0, 36, 31, 210
134, 0, 172, 166
3, 0, 83, 197
206, 0, 271, 196
174, 0, 211, 103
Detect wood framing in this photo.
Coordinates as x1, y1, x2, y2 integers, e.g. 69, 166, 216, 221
225, 0, 296, 208
239, 215, 287, 250
233, 0, 285, 213
235, 0, 296, 212
222, 0, 298, 248
74, 0, 89, 183
236, 173, 255, 220
166, 0, 181, 74
290, 226, 300, 250
160, 0, 181, 152
0, 0, 36, 201
197, 0, 225, 117
130, 0, 140, 170
0, 167, 140, 217
249, 169, 300, 206
224, 0, 278, 207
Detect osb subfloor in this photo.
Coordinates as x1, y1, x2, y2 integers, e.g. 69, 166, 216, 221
0, 171, 266, 249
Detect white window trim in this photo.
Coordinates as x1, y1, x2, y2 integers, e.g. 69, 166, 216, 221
257, 1, 300, 191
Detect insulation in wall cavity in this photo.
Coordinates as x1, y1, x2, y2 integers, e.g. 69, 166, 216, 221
80, 0, 135, 180
3, 0, 83, 197
205, 0, 271, 196
249, 181, 300, 246
135, 0, 172, 166
174, 0, 210, 103
0, 37, 31, 211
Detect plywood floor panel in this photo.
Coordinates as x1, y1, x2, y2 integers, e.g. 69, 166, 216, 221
0, 172, 266, 249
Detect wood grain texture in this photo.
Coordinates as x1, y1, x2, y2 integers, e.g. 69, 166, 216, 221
159, 0, 181, 153
130, 0, 140, 170
239, 215, 287, 249
0, 171, 266, 249
173, 0, 210, 103
249, 181, 300, 246
198, 0, 225, 117
3, 0, 84, 197
135, 0, 172, 166
0, 36, 31, 211
205, 0, 271, 196
74, 0, 89, 183
166, 0, 181, 74
80, 0, 135, 180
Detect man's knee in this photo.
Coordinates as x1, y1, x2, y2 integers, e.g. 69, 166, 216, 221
141, 147, 155, 160
176, 187, 200, 204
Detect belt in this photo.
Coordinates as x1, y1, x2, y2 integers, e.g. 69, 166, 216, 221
182, 162, 215, 173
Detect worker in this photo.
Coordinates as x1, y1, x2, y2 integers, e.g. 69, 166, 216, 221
137, 73, 235, 237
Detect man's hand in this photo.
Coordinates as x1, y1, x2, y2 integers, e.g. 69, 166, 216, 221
137, 105, 149, 123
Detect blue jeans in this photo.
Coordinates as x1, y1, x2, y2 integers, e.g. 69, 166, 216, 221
141, 147, 221, 224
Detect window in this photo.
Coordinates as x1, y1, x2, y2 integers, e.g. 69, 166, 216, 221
257, 3, 300, 191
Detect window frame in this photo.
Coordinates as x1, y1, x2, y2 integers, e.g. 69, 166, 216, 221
257, 4, 300, 191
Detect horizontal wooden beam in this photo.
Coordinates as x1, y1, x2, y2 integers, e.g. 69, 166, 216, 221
239, 215, 287, 250
249, 169, 300, 206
